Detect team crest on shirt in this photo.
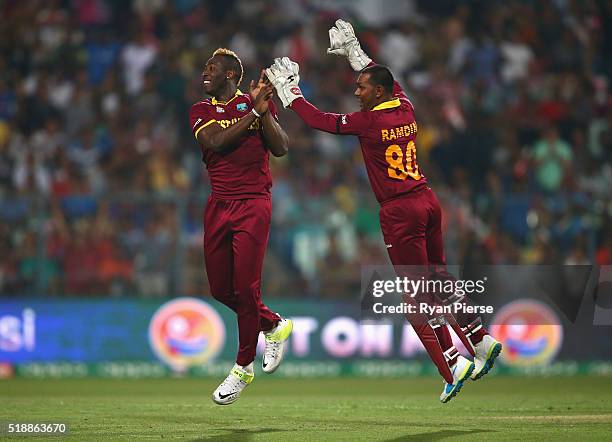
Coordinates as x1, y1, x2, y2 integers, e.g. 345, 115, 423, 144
216, 106, 225, 113
236, 103, 247, 112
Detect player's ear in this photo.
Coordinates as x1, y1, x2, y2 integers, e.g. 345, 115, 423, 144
375, 85, 384, 98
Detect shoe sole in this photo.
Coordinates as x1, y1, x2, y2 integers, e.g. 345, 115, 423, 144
471, 342, 502, 381
262, 320, 293, 374
441, 362, 475, 404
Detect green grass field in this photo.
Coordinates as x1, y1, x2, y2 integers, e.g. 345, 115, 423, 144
2, 376, 612, 440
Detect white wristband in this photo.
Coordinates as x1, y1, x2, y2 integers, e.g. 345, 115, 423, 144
251, 108, 261, 118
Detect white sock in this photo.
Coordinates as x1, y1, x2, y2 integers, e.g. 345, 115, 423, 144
239, 362, 254, 374
264, 319, 281, 335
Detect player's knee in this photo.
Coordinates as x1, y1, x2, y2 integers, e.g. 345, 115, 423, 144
234, 278, 257, 294
235, 298, 260, 318
238, 294, 259, 311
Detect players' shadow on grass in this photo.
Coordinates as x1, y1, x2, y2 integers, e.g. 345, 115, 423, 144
385, 428, 496, 441
192, 427, 286, 441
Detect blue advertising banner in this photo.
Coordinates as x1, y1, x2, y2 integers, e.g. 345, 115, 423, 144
1, 296, 610, 377
0, 299, 157, 362
0, 298, 367, 365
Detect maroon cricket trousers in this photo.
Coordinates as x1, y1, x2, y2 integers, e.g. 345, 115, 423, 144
380, 186, 486, 383
204, 195, 280, 367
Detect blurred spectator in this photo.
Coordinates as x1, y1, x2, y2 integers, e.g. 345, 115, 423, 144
0, 122, 14, 196
565, 236, 591, 265
379, 22, 420, 76
85, 29, 122, 86
0, 0, 610, 298
121, 30, 158, 95
532, 126, 573, 193
13, 150, 51, 195
500, 27, 534, 84
596, 232, 612, 265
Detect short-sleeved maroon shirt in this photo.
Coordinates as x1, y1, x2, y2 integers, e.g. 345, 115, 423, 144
189, 90, 278, 199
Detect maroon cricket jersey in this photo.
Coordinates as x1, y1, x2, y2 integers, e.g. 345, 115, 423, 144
189, 90, 278, 199
291, 82, 427, 205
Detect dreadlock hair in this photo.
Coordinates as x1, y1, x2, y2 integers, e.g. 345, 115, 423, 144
212, 48, 244, 86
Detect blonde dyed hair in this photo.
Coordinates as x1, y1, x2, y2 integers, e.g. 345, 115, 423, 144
212, 48, 244, 86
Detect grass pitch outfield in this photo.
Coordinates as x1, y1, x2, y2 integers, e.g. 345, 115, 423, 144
2, 377, 612, 440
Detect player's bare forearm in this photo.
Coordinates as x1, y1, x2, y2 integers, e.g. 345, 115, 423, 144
197, 113, 258, 152
261, 111, 289, 157
290, 97, 340, 134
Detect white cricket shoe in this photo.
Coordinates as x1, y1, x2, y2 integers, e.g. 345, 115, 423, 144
212, 364, 254, 405
470, 334, 502, 380
262, 318, 293, 373
440, 355, 475, 403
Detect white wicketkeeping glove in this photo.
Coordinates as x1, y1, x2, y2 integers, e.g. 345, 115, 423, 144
327, 19, 372, 71
265, 57, 303, 108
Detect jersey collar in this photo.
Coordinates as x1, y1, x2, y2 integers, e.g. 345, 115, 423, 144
211, 89, 243, 105
371, 98, 401, 111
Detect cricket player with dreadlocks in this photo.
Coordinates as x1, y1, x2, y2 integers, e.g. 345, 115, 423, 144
189, 48, 293, 405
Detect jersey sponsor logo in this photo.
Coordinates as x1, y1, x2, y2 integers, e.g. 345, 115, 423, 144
341, 115, 347, 125
290, 87, 302, 96
386, 244, 393, 248
192, 118, 202, 129
236, 103, 247, 112
215, 117, 261, 130
216, 106, 225, 113
149, 297, 225, 371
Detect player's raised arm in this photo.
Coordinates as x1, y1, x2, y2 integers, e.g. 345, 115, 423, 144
265, 57, 369, 135
251, 70, 289, 157
327, 19, 371, 71
327, 19, 408, 101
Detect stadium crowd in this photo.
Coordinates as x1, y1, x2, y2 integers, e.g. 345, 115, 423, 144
0, 0, 611, 297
